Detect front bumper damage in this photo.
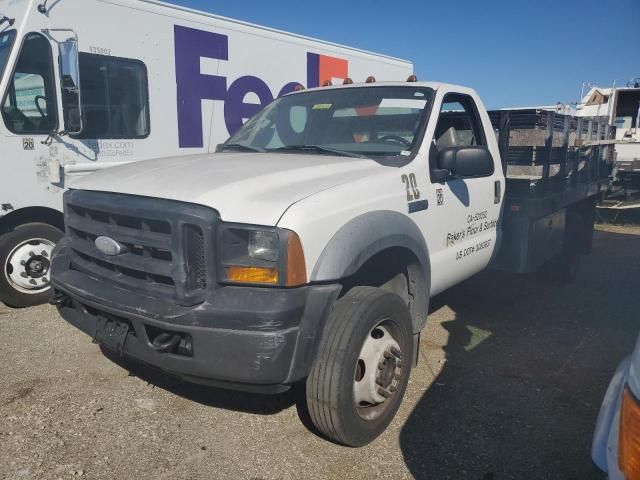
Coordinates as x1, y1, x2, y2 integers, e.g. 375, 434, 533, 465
51, 241, 340, 393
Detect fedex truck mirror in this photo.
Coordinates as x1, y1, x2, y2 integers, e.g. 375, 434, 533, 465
174, 25, 349, 148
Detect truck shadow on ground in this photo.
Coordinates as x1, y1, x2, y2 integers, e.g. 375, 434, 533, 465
399, 230, 639, 479
101, 347, 299, 415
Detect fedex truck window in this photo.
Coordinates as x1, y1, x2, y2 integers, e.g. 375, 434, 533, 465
0, 29, 15, 80
2, 32, 57, 134
74, 54, 150, 139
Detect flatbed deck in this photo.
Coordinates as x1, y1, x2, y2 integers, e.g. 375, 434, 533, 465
487, 109, 613, 273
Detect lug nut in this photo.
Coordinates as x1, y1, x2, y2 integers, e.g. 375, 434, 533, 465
42, 278, 49, 284
20, 260, 26, 266
378, 361, 385, 370
383, 351, 393, 360
390, 385, 397, 392
376, 378, 385, 387
21, 272, 28, 278
29, 279, 37, 285
390, 346, 403, 358
29, 251, 35, 257
377, 388, 391, 399
41, 251, 48, 257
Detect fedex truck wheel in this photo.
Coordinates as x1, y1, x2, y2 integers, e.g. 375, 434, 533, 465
306, 287, 413, 447
0, 223, 63, 308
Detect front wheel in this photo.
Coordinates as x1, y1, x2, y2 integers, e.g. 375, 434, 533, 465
0, 223, 63, 308
306, 286, 414, 447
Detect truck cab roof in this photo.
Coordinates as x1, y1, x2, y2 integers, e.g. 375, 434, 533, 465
290, 81, 474, 96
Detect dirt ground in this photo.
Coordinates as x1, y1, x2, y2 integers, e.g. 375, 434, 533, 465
1, 226, 638, 480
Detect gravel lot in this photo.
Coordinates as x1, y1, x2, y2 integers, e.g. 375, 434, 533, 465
1, 226, 638, 480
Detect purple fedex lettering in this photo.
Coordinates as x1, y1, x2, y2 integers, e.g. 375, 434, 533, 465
174, 25, 228, 148
224, 76, 272, 135
174, 25, 346, 148
224, 79, 303, 135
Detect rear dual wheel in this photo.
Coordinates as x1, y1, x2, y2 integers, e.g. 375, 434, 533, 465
306, 286, 413, 447
0, 223, 63, 308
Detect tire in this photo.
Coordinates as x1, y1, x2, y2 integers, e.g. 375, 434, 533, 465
306, 286, 414, 447
0, 223, 63, 308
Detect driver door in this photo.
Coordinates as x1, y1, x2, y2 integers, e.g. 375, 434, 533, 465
426, 93, 501, 294
1, 32, 60, 187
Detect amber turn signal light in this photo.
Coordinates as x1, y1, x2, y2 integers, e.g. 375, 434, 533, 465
226, 266, 278, 285
620, 386, 640, 479
286, 232, 307, 287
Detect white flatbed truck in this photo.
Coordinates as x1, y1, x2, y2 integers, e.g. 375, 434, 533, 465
0, 0, 411, 307
50, 79, 611, 446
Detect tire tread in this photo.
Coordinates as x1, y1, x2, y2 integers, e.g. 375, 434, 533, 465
307, 286, 404, 446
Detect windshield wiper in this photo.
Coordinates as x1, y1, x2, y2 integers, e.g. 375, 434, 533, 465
219, 143, 265, 153
269, 145, 364, 158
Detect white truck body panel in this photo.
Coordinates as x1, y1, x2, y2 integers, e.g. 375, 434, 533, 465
0, 0, 412, 218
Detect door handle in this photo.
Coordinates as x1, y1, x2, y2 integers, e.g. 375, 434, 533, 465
494, 180, 501, 204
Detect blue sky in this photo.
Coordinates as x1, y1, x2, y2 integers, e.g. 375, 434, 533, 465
167, 0, 639, 109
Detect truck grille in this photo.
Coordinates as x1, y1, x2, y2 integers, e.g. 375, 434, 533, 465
63, 190, 218, 306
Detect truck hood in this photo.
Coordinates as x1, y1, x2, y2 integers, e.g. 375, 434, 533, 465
69, 153, 385, 225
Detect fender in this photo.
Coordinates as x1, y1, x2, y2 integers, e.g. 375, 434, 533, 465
311, 210, 430, 331
0, 206, 64, 235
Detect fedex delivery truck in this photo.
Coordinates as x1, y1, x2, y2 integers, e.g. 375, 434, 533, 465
0, 0, 413, 307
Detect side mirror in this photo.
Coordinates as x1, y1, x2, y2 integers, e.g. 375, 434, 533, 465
58, 38, 83, 135
437, 147, 494, 179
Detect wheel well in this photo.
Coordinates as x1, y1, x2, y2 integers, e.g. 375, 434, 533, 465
338, 247, 429, 332
0, 207, 64, 236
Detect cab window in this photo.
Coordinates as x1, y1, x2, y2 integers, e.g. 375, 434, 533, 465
430, 94, 489, 179
0, 30, 16, 79
1, 33, 58, 134
434, 95, 486, 149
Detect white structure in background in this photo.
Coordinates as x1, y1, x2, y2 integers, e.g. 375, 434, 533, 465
0, 0, 413, 307
576, 78, 640, 209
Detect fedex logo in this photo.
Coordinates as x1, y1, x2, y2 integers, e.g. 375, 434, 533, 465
174, 25, 349, 148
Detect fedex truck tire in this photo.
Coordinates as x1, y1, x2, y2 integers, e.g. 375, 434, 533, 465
0, 223, 63, 308
306, 286, 413, 447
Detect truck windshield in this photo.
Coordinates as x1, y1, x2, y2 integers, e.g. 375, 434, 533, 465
223, 86, 434, 161
0, 29, 16, 80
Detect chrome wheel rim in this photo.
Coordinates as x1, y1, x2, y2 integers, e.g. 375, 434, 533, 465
4, 238, 55, 294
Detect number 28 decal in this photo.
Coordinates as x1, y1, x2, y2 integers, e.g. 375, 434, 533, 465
401, 173, 420, 201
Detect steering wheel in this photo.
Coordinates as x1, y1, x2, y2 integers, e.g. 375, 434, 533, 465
35, 95, 48, 118
379, 134, 412, 148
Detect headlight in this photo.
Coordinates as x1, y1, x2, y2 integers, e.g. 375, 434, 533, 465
248, 230, 278, 262
620, 385, 640, 479
218, 225, 306, 287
